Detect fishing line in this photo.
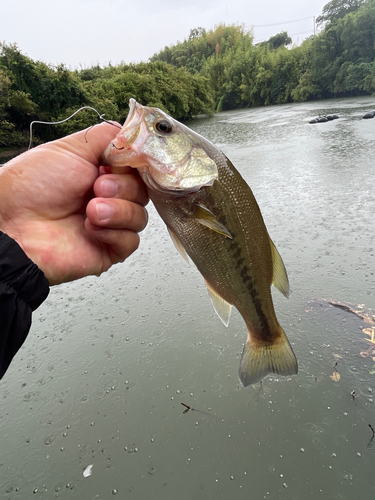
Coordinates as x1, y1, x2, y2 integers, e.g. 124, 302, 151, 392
28, 106, 121, 150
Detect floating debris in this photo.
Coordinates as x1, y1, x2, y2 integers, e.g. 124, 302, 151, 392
330, 371, 341, 382
181, 403, 212, 416
316, 299, 375, 324
83, 464, 93, 478
363, 328, 375, 344
310, 299, 375, 363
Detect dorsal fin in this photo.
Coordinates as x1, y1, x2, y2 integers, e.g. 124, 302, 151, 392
270, 238, 289, 297
205, 280, 232, 327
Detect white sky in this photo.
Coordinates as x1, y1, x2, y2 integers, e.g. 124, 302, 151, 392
1, 0, 327, 68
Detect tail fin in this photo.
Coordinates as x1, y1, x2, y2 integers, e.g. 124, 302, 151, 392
238, 328, 298, 387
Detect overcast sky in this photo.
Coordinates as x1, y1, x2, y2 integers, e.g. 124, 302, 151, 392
1, 0, 327, 68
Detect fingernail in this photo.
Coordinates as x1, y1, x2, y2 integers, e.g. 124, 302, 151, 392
96, 202, 113, 221
100, 179, 117, 197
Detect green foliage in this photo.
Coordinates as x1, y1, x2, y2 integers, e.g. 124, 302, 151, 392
264, 31, 293, 50
332, 61, 372, 93
0, 65, 36, 146
307, 0, 375, 97
151, 2, 375, 106
2, 0, 375, 147
364, 61, 375, 92
80, 61, 214, 122
0, 44, 214, 147
316, 0, 365, 26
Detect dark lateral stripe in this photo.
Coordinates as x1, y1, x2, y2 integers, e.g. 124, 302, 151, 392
242, 272, 274, 342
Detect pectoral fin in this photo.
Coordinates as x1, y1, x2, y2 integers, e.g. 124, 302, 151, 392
205, 280, 232, 327
167, 227, 190, 264
192, 204, 232, 239
270, 239, 289, 298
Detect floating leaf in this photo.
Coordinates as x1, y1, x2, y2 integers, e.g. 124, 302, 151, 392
332, 353, 343, 360
330, 371, 340, 382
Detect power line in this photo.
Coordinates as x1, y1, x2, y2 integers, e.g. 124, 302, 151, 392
247, 16, 313, 28
290, 29, 314, 36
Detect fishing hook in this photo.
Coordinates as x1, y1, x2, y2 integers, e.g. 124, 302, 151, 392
28, 106, 121, 150
111, 142, 125, 150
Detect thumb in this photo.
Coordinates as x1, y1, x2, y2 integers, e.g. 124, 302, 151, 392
57, 121, 122, 166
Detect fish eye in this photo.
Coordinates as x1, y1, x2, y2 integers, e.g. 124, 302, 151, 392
156, 120, 173, 134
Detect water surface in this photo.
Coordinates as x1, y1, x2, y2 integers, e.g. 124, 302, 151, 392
1, 97, 375, 499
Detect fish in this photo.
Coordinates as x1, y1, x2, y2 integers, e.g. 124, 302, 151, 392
101, 98, 298, 386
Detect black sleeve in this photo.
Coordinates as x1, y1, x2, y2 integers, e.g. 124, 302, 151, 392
0, 231, 50, 379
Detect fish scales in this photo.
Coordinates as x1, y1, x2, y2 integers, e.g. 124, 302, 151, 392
101, 98, 298, 386
152, 159, 278, 342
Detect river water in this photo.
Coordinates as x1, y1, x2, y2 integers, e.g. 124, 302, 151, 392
1, 96, 375, 499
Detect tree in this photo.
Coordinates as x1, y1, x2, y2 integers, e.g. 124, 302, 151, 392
0, 67, 36, 146
316, 0, 365, 26
266, 31, 292, 50
189, 27, 206, 40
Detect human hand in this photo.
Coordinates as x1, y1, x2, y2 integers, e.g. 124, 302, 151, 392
0, 122, 149, 285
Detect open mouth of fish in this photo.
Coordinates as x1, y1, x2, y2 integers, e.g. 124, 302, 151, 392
100, 98, 145, 168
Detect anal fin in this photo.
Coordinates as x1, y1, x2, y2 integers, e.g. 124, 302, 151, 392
205, 280, 232, 327
270, 238, 289, 298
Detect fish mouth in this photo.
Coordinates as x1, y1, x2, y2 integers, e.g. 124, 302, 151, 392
100, 98, 145, 168
123, 98, 144, 131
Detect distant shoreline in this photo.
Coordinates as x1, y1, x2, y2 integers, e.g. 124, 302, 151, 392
0, 148, 27, 162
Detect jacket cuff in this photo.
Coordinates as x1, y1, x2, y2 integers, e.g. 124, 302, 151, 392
0, 231, 50, 310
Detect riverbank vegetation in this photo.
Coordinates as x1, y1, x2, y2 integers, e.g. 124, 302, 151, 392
1, 0, 375, 147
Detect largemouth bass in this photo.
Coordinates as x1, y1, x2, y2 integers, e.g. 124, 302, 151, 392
101, 99, 298, 386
